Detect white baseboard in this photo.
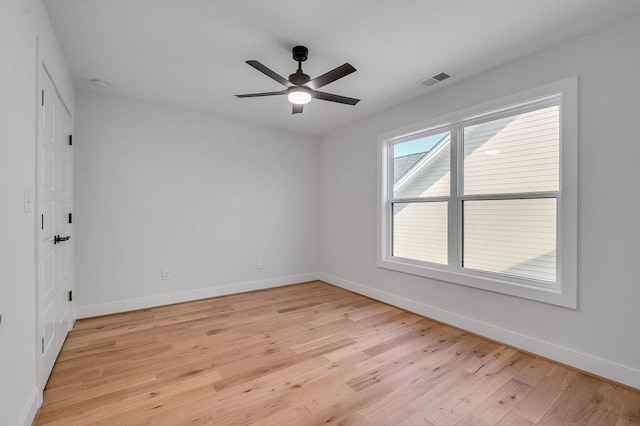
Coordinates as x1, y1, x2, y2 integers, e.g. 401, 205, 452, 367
75, 273, 320, 319
318, 273, 640, 390
19, 387, 40, 426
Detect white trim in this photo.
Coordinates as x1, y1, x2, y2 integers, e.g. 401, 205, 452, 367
18, 387, 40, 426
75, 273, 320, 318
319, 273, 640, 390
378, 76, 578, 308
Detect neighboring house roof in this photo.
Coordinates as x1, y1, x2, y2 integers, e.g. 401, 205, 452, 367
393, 152, 427, 183
394, 133, 451, 198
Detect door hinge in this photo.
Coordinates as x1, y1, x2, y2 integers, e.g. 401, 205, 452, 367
68, 134, 73, 146
41, 90, 44, 106
41, 214, 44, 230
68, 213, 72, 224
41, 337, 45, 353
68, 290, 73, 302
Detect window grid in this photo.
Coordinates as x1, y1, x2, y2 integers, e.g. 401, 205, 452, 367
388, 96, 561, 287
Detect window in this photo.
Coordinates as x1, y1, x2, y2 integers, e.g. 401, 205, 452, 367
378, 78, 577, 308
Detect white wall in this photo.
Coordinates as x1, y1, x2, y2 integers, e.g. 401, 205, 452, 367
74, 91, 318, 316
318, 14, 640, 388
0, 1, 73, 425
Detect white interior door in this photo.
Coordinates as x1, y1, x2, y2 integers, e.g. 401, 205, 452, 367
37, 67, 73, 387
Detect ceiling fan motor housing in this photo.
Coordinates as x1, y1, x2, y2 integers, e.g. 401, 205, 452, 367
289, 70, 310, 85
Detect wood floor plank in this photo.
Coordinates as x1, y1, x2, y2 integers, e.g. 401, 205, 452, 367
37, 281, 640, 425
466, 378, 532, 424
537, 373, 604, 425
509, 381, 558, 422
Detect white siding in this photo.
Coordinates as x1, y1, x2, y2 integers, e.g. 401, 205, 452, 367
464, 106, 559, 195
463, 199, 557, 282
393, 202, 448, 265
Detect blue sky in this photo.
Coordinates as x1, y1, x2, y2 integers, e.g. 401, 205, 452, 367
393, 132, 448, 158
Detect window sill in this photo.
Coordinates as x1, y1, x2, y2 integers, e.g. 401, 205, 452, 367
377, 257, 577, 309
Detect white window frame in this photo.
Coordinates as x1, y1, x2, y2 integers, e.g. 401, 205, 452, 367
377, 77, 578, 308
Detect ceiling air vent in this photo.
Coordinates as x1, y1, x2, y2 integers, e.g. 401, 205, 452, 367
418, 72, 451, 87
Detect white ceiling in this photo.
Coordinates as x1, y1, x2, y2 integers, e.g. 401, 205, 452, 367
44, 0, 640, 135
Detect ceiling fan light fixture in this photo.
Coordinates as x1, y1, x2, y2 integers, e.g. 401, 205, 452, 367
287, 87, 312, 105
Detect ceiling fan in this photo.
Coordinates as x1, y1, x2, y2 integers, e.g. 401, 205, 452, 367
235, 46, 360, 115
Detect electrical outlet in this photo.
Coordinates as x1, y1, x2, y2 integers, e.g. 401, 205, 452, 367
349, 260, 356, 271
257, 259, 263, 269
162, 269, 171, 280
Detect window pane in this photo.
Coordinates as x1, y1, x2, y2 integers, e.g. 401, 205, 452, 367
463, 199, 556, 283
463, 106, 559, 195
393, 202, 447, 265
393, 131, 450, 198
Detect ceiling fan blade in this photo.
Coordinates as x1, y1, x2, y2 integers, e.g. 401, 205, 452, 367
306, 63, 356, 90
292, 104, 304, 114
235, 90, 287, 98
313, 90, 360, 105
246, 60, 292, 87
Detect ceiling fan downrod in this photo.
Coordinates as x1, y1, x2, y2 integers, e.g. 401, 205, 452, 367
290, 46, 310, 86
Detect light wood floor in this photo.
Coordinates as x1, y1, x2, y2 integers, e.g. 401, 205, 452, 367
38, 281, 640, 425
